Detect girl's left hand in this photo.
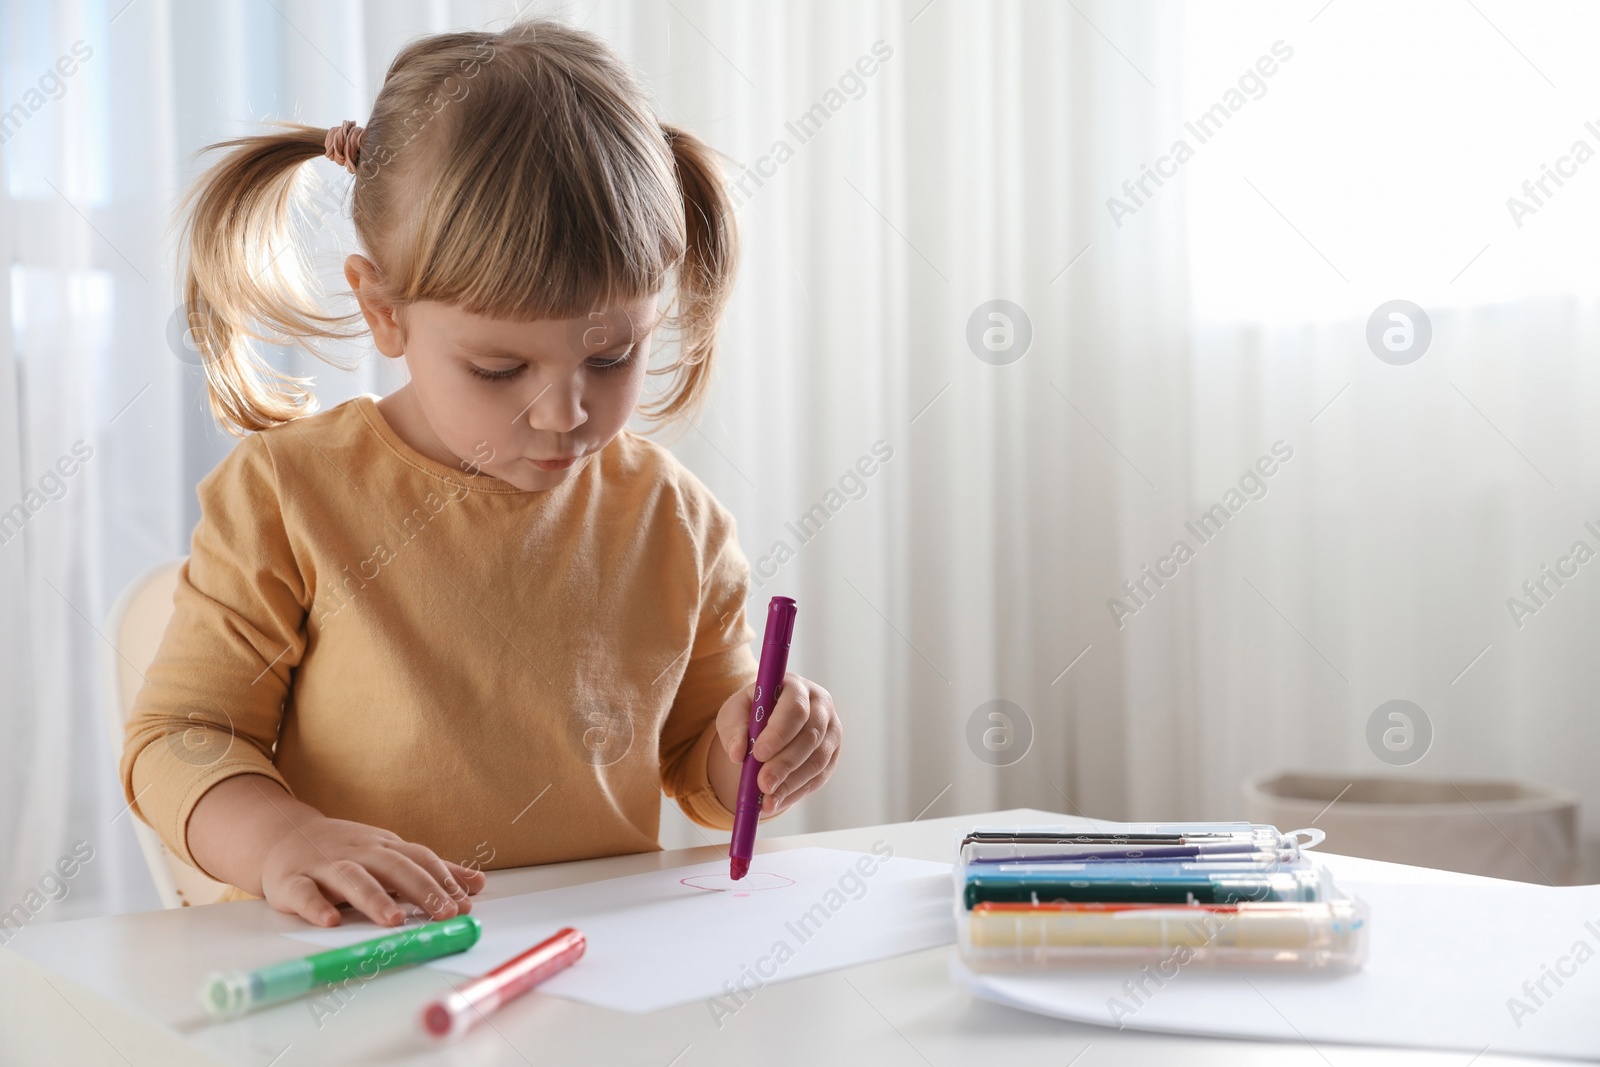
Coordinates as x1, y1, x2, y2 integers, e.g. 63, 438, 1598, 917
716, 673, 842, 815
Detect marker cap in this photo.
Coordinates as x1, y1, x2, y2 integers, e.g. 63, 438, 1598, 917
761, 596, 797, 649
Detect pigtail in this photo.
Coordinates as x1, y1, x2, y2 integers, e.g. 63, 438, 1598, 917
646, 123, 740, 423
169, 26, 743, 436
174, 121, 366, 437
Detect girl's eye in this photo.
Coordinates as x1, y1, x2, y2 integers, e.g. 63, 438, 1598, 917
467, 348, 635, 381
468, 363, 525, 381
587, 349, 636, 372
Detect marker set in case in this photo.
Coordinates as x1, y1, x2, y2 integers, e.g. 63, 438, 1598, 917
954, 822, 1369, 971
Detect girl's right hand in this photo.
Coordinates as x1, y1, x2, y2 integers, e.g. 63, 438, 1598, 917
258, 815, 488, 927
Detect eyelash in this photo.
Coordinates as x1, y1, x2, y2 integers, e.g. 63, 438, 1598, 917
466, 350, 635, 381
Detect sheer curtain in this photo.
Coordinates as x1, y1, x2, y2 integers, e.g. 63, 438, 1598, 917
1174, 1, 1600, 848
1, 0, 414, 919
22, 0, 1589, 925
3, 0, 1190, 917
537, 1, 1196, 846
1184, 303, 1600, 825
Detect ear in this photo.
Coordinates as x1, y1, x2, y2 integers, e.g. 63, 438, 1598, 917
344, 254, 406, 359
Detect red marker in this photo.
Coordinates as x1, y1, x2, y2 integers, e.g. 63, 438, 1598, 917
420, 927, 585, 1039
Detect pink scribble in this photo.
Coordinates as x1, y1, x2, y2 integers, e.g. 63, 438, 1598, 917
681, 871, 796, 892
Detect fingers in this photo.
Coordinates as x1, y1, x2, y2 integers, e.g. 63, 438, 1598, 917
260, 817, 496, 929
362, 847, 462, 921
746, 677, 840, 811
770, 742, 841, 814
392, 842, 474, 915
317, 859, 406, 926
752, 674, 814, 766
769, 722, 839, 807
274, 853, 487, 929
447, 862, 488, 895
717, 683, 756, 762
764, 740, 828, 812
270, 872, 342, 927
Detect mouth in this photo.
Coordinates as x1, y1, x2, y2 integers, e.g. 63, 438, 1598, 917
528, 455, 579, 471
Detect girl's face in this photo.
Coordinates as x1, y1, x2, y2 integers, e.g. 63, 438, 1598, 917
349, 258, 659, 492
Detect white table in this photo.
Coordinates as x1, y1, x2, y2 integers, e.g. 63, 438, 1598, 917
0, 807, 1552, 1065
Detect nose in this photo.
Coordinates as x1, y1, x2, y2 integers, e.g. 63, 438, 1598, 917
526, 369, 586, 434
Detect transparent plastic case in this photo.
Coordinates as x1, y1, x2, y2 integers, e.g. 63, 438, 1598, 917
952, 822, 1369, 972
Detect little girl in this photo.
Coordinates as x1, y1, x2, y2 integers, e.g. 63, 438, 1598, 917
120, 19, 841, 929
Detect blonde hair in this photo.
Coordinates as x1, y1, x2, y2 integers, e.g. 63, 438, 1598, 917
176, 18, 738, 436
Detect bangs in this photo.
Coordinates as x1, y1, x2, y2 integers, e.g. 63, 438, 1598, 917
379, 50, 686, 322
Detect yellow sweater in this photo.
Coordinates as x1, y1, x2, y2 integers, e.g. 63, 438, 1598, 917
120, 395, 759, 885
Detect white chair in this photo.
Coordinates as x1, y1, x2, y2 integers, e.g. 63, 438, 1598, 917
102, 558, 234, 908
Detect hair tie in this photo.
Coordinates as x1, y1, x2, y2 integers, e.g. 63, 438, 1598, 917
325, 120, 366, 174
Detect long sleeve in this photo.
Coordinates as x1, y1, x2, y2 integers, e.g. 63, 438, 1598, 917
657, 492, 760, 830
118, 397, 782, 873
119, 432, 310, 870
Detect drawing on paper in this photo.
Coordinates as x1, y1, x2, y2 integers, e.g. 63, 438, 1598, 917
680, 871, 796, 893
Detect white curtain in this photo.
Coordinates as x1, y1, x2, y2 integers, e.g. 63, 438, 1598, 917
0, 0, 414, 918
587, 0, 1193, 846
6, 0, 1594, 922
1173, 0, 1600, 853
1184, 302, 1600, 825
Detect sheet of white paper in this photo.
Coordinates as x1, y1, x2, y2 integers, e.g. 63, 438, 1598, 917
284, 847, 954, 1013
956, 855, 1600, 1061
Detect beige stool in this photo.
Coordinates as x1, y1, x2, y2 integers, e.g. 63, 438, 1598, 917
102, 558, 233, 908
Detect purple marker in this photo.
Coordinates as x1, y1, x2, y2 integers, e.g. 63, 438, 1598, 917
729, 596, 797, 880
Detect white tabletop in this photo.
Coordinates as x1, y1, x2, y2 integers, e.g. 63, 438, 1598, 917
0, 807, 1552, 1066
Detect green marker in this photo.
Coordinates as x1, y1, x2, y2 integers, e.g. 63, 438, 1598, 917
201, 915, 482, 1018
